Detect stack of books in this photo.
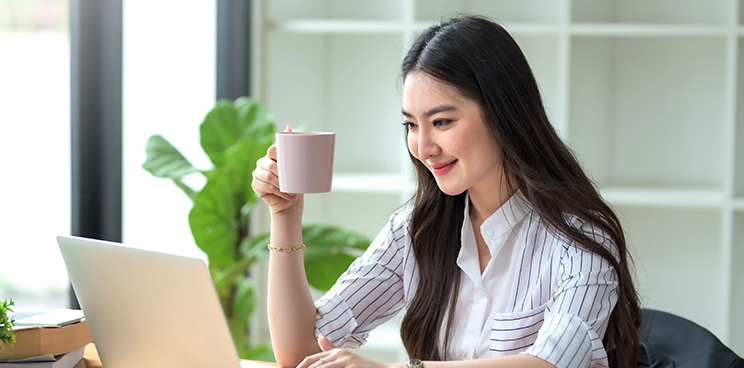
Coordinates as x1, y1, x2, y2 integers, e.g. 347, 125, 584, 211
0, 310, 92, 368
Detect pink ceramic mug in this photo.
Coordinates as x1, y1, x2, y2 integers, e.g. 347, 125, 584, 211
276, 131, 335, 193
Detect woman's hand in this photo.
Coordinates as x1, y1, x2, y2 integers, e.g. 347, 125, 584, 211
297, 334, 402, 368
251, 126, 303, 214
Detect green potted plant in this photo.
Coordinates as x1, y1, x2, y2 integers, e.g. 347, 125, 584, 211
143, 97, 370, 360
0, 299, 15, 349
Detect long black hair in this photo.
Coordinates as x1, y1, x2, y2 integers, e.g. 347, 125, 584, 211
399, 15, 640, 368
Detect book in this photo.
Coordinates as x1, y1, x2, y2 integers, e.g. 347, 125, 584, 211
0, 310, 91, 360
14, 311, 84, 328
0, 346, 84, 368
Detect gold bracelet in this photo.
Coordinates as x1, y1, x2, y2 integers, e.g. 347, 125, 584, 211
267, 244, 306, 252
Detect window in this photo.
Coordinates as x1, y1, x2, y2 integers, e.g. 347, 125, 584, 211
0, 0, 71, 311
121, 1, 216, 258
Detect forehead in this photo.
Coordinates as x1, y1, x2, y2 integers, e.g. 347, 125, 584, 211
402, 72, 470, 109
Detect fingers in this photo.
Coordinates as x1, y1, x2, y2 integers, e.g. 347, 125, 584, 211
252, 145, 296, 202
318, 333, 337, 352
296, 352, 328, 368
298, 336, 341, 368
298, 352, 334, 368
266, 144, 277, 160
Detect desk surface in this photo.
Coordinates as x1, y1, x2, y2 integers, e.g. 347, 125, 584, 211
82, 343, 278, 367
82, 344, 102, 368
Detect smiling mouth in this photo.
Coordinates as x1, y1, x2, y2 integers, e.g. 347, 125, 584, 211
430, 160, 457, 176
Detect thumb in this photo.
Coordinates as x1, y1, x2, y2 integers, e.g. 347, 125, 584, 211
317, 333, 337, 352
285, 125, 293, 132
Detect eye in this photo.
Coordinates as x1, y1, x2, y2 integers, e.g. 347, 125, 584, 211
433, 119, 452, 128
402, 121, 417, 130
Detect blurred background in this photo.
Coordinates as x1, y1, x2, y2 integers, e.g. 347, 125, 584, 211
1, 0, 742, 360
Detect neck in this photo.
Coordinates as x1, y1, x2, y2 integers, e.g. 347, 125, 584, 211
468, 186, 516, 223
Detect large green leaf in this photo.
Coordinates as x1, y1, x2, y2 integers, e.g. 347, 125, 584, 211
189, 171, 238, 268
240, 232, 271, 260
241, 344, 274, 362
213, 252, 259, 292
142, 135, 200, 179
200, 98, 275, 168
234, 96, 275, 143
222, 137, 272, 207
200, 101, 237, 167
227, 274, 254, 359
302, 225, 370, 291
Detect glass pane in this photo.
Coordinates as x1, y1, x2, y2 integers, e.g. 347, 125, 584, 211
0, 0, 71, 311
121, 0, 216, 259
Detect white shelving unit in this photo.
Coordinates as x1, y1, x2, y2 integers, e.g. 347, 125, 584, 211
251, 0, 744, 358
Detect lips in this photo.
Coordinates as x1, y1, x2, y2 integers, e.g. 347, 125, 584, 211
430, 160, 457, 176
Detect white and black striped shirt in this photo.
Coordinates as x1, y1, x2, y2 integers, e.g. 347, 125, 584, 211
315, 191, 618, 368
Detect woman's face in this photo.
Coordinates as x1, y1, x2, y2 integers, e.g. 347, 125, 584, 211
402, 71, 505, 198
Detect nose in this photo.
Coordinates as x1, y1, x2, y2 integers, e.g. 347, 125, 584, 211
415, 127, 439, 160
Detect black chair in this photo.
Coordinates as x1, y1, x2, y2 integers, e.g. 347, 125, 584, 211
637, 309, 744, 368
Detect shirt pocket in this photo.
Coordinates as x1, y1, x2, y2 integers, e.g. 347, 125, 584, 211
489, 304, 546, 356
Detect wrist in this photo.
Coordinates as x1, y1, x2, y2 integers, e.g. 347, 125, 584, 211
271, 200, 303, 224
270, 203, 303, 245
405, 359, 423, 368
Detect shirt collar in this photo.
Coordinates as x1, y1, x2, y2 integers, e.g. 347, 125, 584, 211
461, 189, 532, 256
479, 190, 532, 249
457, 189, 532, 287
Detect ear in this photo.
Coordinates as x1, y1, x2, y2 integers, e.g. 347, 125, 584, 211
317, 333, 338, 352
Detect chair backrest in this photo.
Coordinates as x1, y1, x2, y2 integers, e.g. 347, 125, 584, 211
637, 309, 744, 368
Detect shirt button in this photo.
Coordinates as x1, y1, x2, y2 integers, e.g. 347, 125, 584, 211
485, 229, 495, 237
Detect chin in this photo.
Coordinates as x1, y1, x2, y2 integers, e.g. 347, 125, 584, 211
435, 181, 467, 197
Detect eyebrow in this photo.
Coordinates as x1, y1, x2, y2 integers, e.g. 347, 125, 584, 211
401, 105, 458, 118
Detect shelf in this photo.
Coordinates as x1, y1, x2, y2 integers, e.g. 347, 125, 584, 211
570, 23, 729, 37
332, 173, 412, 194
733, 199, 744, 211
734, 38, 744, 197
601, 187, 725, 209
415, 0, 563, 23
409, 21, 563, 35
617, 206, 726, 341
266, 0, 403, 21
569, 36, 727, 189
266, 15, 738, 37
268, 20, 408, 34
263, 32, 404, 174
303, 191, 405, 240
572, 0, 730, 24
730, 213, 744, 351
268, 19, 567, 36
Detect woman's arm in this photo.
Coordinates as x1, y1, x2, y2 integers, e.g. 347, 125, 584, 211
267, 204, 321, 366
421, 356, 553, 368
296, 335, 555, 368
252, 138, 321, 367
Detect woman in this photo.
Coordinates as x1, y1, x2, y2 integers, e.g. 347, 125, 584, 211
252, 15, 640, 368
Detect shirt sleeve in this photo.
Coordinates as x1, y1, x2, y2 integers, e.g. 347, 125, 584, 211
521, 222, 619, 368
314, 210, 409, 349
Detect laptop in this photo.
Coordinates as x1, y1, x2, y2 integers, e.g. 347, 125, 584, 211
57, 235, 270, 368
